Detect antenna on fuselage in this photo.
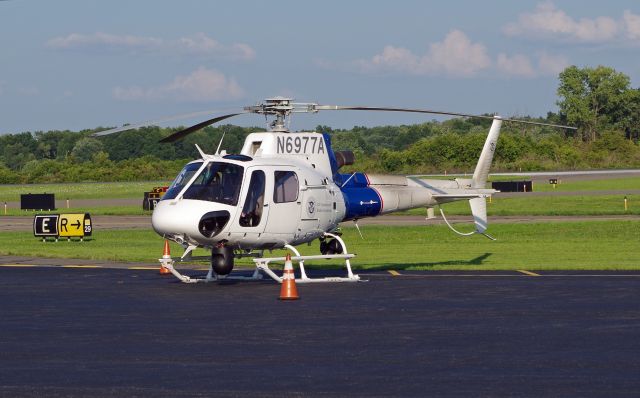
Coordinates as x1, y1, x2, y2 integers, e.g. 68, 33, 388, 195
195, 144, 207, 159
215, 131, 226, 155
353, 220, 364, 240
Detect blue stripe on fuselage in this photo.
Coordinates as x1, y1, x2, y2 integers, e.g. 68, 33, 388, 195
338, 173, 382, 220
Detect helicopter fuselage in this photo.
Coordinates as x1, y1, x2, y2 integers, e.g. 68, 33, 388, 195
151, 131, 356, 251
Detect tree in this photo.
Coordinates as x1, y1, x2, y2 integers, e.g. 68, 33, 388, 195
71, 138, 105, 163
557, 65, 632, 142
615, 88, 640, 142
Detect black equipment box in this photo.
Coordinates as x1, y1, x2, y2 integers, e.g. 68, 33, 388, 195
143, 191, 161, 211
491, 181, 533, 192
21, 193, 56, 210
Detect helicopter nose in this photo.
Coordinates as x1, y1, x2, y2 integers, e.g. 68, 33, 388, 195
198, 210, 230, 238
152, 201, 232, 239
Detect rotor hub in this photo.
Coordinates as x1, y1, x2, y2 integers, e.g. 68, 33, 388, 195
244, 97, 319, 132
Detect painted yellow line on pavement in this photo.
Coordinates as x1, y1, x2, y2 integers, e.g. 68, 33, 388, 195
61, 265, 102, 269
0, 264, 39, 267
517, 270, 541, 276
388, 270, 401, 276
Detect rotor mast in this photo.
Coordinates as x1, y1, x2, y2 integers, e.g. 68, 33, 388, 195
244, 97, 318, 132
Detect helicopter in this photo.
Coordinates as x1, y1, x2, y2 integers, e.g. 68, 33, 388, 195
94, 97, 575, 284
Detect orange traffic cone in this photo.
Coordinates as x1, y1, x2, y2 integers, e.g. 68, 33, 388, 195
160, 240, 171, 275
279, 253, 299, 300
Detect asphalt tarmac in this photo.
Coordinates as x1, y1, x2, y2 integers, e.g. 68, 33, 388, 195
1, 263, 639, 397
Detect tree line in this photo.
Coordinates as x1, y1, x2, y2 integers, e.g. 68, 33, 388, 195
1, 65, 639, 183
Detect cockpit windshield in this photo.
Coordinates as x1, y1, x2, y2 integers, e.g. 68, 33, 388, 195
180, 162, 244, 205
163, 161, 203, 200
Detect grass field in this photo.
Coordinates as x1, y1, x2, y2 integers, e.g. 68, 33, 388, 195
1, 176, 637, 202
1, 221, 638, 270
421, 175, 640, 192
3, 206, 151, 216
3, 194, 638, 216
403, 194, 639, 216
2, 176, 638, 216
529, 176, 640, 192
0, 181, 171, 202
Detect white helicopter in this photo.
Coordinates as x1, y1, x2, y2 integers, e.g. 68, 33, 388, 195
95, 97, 574, 284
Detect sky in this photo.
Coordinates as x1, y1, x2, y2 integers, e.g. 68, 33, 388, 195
1, 0, 639, 134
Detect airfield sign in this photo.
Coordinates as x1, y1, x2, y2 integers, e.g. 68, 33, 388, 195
33, 213, 92, 240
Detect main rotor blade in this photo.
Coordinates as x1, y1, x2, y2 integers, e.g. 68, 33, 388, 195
92, 108, 242, 137
159, 112, 246, 143
314, 105, 577, 130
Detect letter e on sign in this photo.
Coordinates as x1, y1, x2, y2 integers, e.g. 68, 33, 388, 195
33, 214, 60, 237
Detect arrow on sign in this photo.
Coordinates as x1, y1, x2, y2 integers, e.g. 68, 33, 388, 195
71, 220, 81, 229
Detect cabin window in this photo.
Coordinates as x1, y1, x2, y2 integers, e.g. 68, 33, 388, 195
180, 162, 244, 205
274, 171, 299, 203
239, 170, 266, 227
163, 161, 203, 200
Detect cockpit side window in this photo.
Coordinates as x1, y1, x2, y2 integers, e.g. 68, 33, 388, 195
239, 170, 266, 227
163, 161, 203, 200
274, 171, 299, 203
180, 162, 244, 205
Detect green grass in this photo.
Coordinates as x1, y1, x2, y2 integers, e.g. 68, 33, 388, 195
401, 194, 640, 216
1, 221, 639, 270
3, 206, 152, 216
422, 174, 640, 192
3, 194, 638, 217
531, 176, 640, 192
2, 176, 638, 217
0, 181, 171, 202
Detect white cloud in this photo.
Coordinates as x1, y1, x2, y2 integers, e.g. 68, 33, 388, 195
536, 52, 569, 75
504, 2, 640, 45
176, 33, 256, 59
357, 30, 491, 77
112, 67, 244, 102
47, 32, 162, 51
623, 10, 640, 40
47, 32, 255, 60
496, 53, 536, 78
496, 52, 569, 78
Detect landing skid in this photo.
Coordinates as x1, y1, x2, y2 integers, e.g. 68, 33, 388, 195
254, 253, 359, 284
158, 232, 362, 284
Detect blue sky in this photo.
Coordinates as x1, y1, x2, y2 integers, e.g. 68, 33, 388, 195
1, 0, 639, 134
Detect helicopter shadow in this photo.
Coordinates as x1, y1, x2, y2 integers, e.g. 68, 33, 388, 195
362, 252, 493, 271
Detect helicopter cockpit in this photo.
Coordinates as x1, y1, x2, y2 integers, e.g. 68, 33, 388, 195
163, 161, 244, 205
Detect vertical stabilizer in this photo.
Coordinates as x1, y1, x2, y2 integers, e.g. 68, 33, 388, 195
472, 117, 502, 188
469, 197, 488, 233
